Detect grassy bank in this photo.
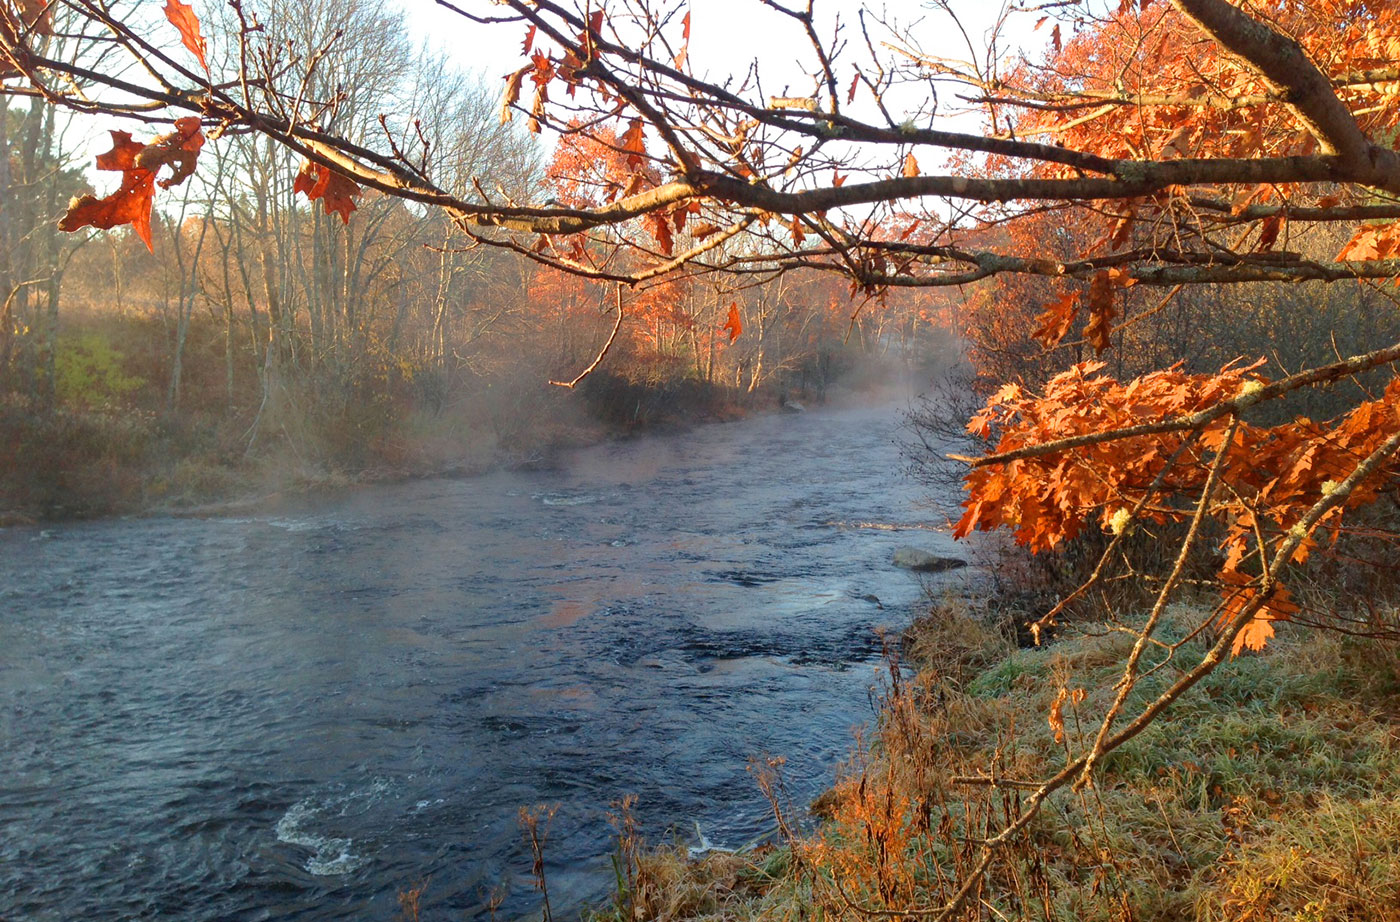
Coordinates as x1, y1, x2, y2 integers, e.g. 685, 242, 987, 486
0, 369, 764, 525
599, 602, 1400, 921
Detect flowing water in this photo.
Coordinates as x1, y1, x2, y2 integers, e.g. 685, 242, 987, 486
0, 403, 970, 921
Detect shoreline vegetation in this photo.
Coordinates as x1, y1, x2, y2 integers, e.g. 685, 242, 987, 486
576, 597, 1400, 922
0, 365, 914, 528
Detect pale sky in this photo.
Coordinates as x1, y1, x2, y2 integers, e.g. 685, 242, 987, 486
395, 0, 1038, 143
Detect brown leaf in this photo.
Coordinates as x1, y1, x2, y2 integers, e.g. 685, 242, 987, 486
644, 210, 673, 255
690, 222, 721, 240
1084, 271, 1118, 353
293, 159, 360, 224
500, 66, 529, 125
847, 70, 860, 104
163, 0, 209, 73
521, 24, 537, 56
58, 122, 202, 252
1051, 23, 1062, 54
902, 152, 920, 178
136, 117, 204, 189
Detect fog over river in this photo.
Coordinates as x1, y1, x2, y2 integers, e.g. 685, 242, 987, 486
0, 402, 970, 920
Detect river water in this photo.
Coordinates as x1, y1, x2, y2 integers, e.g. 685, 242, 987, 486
0, 403, 969, 921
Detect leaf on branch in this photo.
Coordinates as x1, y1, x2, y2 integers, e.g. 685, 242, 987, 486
522, 24, 536, 56
620, 118, 647, 169
1084, 273, 1117, 354
58, 119, 206, 252
137, 117, 205, 189
0, 0, 52, 78
847, 70, 860, 104
1051, 23, 1062, 54
500, 66, 528, 125
1338, 222, 1400, 261
1033, 290, 1082, 349
674, 11, 690, 69
59, 169, 157, 251
1257, 213, 1283, 251
691, 221, 721, 240
722, 302, 743, 343
902, 153, 920, 178
163, 0, 209, 73
293, 159, 360, 224
8, 0, 51, 33
644, 210, 674, 255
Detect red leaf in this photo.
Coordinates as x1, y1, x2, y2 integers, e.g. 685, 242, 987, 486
137, 117, 205, 189
1257, 213, 1282, 251
644, 210, 674, 255
294, 159, 360, 224
59, 169, 156, 252
57, 121, 204, 252
721, 302, 743, 343
522, 24, 537, 56
163, 0, 209, 73
847, 70, 860, 104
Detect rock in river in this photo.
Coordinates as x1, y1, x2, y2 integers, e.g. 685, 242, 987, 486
892, 546, 967, 573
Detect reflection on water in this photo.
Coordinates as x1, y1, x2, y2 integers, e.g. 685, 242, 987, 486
0, 403, 969, 921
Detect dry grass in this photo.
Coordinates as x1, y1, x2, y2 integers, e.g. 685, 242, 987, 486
621, 601, 1400, 921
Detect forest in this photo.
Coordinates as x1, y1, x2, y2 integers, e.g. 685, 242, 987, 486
6, 0, 1400, 919
0, 0, 953, 522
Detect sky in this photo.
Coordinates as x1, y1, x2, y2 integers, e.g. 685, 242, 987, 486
393, 0, 1040, 146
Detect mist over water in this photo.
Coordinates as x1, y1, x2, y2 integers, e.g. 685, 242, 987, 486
0, 402, 969, 921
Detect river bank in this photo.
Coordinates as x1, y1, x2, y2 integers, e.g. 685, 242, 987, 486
0, 372, 778, 527
598, 598, 1400, 921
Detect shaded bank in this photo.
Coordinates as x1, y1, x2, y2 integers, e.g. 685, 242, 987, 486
0, 364, 909, 526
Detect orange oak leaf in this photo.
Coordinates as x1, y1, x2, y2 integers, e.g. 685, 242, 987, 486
643, 210, 674, 255
902, 152, 920, 178
59, 120, 205, 252
1033, 290, 1082, 349
674, 11, 690, 69
59, 168, 157, 251
1084, 271, 1118, 353
293, 159, 360, 224
620, 118, 647, 169
721, 302, 743, 343
163, 0, 209, 73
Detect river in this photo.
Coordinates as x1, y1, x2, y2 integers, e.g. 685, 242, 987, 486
0, 402, 969, 920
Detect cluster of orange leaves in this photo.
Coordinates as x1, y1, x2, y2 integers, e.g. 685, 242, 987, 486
1005, 0, 1400, 350
956, 362, 1400, 652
